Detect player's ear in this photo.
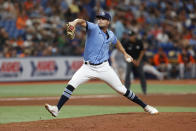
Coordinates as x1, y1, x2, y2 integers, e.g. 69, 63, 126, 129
107, 21, 110, 26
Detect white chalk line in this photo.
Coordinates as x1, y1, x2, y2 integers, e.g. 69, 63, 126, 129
0, 93, 195, 102
0, 95, 119, 101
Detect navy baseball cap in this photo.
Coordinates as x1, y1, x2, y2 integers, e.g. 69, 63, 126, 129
96, 12, 111, 21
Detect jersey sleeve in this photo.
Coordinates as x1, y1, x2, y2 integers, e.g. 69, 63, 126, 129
86, 21, 96, 31
112, 34, 117, 45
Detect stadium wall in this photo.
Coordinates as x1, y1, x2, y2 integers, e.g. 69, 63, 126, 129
0, 57, 83, 82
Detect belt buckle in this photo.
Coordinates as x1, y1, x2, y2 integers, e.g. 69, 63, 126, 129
84, 61, 89, 65
85, 60, 107, 66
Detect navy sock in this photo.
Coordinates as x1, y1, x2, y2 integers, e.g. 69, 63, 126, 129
124, 90, 147, 108
57, 85, 75, 110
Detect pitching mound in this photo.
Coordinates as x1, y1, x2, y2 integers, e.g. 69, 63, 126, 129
0, 112, 196, 131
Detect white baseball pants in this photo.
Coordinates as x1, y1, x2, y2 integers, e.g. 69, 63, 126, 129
68, 61, 127, 95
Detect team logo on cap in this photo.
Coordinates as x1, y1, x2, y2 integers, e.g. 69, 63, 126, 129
101, 12, 105, 16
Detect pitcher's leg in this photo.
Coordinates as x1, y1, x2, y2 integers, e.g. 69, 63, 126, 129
98, 65, 147, 108
68, 65, 92, 88
57, 65, 91, 111
100, 65, 158, 114
99, 65, 127, 94
123, 87, 158, 114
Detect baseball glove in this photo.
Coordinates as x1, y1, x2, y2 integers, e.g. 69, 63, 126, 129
65, 23, 75, 39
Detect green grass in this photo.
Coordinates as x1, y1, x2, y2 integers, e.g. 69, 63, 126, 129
0, 82, 196, 124
0, 106, 196, 124
0, 83, 196, 97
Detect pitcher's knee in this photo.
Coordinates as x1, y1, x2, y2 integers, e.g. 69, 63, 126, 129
115, 85, 127, 95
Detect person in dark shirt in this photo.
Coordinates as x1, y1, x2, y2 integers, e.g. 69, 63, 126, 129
0, 28, 8, 52
122, 30, 147, 94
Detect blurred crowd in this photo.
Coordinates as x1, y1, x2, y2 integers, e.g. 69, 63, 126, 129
0, 0, 196, 79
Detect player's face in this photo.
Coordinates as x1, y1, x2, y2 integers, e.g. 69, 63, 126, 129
96, 17, 110, 28
129, 35, 136, 41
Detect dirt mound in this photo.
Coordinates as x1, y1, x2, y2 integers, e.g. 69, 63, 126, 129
0, 112, 196, 131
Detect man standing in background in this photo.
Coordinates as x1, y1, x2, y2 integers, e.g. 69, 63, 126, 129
122, 31, 147, 94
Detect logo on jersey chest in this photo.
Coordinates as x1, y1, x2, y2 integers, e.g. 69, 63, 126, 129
136, 45, 140, 49
128, 45, 140, 50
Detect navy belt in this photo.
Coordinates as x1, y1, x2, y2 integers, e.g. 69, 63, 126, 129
84, 60, 107, 66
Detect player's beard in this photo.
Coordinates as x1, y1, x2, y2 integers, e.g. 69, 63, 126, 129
98, 24, 108, 29
99, 26, 105, 29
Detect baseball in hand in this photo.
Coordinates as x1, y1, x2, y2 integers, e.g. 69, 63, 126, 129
126, 57, 132, 63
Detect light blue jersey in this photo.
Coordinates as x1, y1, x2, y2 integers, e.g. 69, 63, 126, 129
83, 21, 117, 64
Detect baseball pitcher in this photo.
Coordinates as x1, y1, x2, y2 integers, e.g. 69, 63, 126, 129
45, 12, 158, 117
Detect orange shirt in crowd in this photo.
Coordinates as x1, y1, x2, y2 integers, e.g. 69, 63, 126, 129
24, 0, 34, 10
17, 39, 24, 47
16, 16, 28, 30
178, 53, 195, 64
153, 54, 169, 66
183, 33, 192, 40
137, 16, 145, 24
106, 0, 112, 7
5, 53, 11, 58
19, 53, 25, 58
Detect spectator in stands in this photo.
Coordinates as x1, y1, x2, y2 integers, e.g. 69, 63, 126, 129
16, 11, 28, 30
143, 55, 165, 80
0, 0, 195, 66
178, 47, 195, 79
24, 0, 34, 11
113, 15, 126, 40
0, 27, 8, 53
16, 36, 24, 47
153, 47, 172, 78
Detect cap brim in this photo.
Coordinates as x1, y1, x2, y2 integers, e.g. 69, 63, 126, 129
96, 16, 110, 21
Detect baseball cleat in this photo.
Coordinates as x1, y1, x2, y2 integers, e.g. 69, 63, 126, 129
144, 105, 159, 115
45, 104, 59, 117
